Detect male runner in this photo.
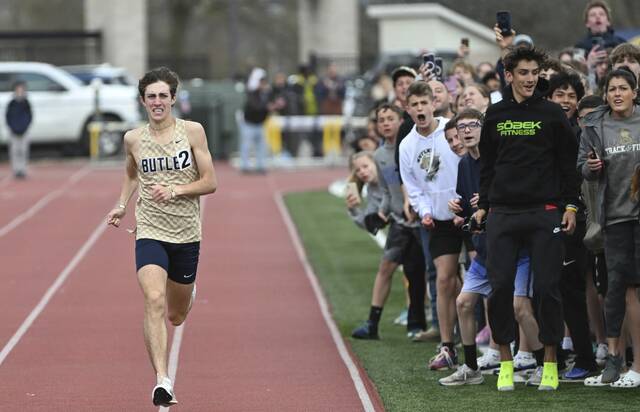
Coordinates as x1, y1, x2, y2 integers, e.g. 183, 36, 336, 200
107, 67, 218, 406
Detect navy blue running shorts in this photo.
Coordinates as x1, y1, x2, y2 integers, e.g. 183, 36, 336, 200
135, 238, 200, 284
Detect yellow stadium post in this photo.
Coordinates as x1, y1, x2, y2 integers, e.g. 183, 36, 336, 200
265, 117, 282, 155
89, 122, 101, 160
323, 118, 342, 156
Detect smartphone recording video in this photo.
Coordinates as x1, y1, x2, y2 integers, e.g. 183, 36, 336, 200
434, 57, 443, 81
422, 53, 436, 72
345, 182, 361, 203
591, 36, 605, 49
496, 10, 512, 37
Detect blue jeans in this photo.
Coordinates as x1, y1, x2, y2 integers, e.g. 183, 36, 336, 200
239, 121, 267, 171
419, 227, 439, 329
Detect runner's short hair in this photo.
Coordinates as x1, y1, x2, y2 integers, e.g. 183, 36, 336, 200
139, 67, 180, 99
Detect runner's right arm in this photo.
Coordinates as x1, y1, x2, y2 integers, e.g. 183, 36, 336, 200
107, 130, 139, 227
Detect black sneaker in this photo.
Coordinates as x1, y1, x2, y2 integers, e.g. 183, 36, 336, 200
601, 354, 623, 384
351, 320, 379, 340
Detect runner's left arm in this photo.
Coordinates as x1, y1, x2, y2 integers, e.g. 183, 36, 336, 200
175, 121, 218, 198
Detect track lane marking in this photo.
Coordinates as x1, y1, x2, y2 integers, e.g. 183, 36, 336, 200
160, 196, 207, 411
274, 191, 375, 412
0, 216, 107, 367
0, 165, 91, 238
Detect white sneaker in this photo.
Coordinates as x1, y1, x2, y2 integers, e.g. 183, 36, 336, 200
152, 376, 178, 406
439, 364, 484, 386
525, 366, 543, 386
513, 351, 537, 371
595, 343, 608, 366
478, 348, 500, 371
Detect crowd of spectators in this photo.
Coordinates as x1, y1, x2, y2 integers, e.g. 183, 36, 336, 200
343, 0, 640, 391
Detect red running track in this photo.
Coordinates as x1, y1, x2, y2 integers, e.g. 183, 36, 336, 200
0, 161, 384, 411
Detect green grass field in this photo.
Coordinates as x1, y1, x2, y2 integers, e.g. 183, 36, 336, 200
285, 190, 640, 412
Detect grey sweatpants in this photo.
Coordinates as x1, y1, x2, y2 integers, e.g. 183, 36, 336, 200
9, 133, 29, 176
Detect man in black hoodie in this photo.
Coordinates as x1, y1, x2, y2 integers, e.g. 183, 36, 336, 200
473, 46, 580, 391
5, 81, 32, 179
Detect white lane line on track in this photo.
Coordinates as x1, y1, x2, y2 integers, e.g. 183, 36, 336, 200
0, 217, 107, 367
160, 196, 207, 412
0, 165, 91, 238
274, 192, 376, 412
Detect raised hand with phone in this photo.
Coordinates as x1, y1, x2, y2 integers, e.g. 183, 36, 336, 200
494, 10, 516, 57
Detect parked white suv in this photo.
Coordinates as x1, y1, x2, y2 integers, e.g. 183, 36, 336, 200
0, 62, 141, 155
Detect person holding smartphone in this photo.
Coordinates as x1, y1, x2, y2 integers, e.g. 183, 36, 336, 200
578, 68, 640, 388
348, 105, 428, 340
574, 1, 626, 57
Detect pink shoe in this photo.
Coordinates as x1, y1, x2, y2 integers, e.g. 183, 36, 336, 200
428, 346, 458, 370
475, 325, 491, 346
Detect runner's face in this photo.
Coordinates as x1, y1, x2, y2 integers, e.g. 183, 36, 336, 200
142, 81, 176, 122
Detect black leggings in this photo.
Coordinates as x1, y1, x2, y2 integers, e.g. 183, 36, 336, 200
486, 209, 564, 345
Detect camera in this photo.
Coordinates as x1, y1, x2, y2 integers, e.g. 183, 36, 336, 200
462, 216, 487, 233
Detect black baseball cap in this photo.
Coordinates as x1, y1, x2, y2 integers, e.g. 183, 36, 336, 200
391, 66, 417, 84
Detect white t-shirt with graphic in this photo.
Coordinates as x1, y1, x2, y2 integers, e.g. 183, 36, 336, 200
399, 117, 460, 220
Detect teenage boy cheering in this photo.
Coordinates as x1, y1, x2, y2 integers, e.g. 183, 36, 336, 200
399, 81, 465, 369
351, 103, 427, 339
473, 46, 580, 391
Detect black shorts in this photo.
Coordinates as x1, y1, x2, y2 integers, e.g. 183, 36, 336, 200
383, 222, 422, 263
135, 238, 200, 285
429, 219, 472, 259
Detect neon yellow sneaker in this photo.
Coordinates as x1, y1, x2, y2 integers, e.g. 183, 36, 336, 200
497, 361, 514, 391
538, 362, 559, 391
